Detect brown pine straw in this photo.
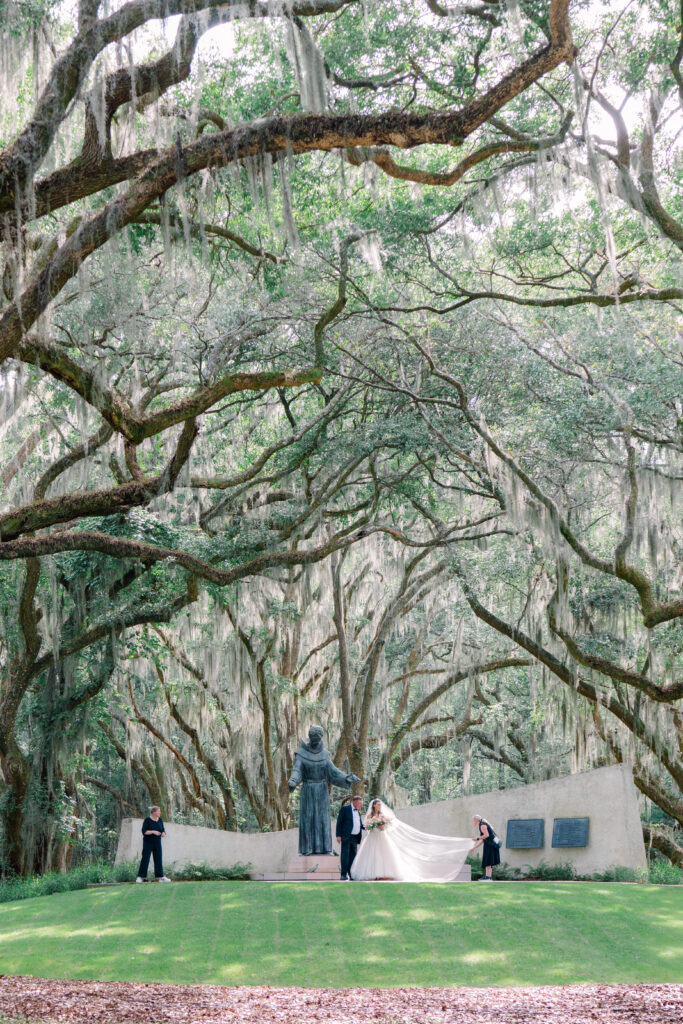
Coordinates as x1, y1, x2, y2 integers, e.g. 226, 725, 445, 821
0, 976, 682, 1023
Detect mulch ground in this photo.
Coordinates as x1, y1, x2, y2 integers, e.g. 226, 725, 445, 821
0, 976, 682, 1023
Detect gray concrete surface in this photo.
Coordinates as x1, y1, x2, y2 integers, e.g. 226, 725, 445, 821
397, 763, 646, 875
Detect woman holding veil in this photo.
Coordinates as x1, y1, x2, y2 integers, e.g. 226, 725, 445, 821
350, 798, 471, 882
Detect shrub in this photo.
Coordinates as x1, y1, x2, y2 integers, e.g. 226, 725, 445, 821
466, 856, 524, 881
467, 857, 683, 883
647, 860, 683, 885
591, 865, 638, 883
526, 859, 576, 881
0, 861, 138, 903
170, 861, 252, 881
467, 856, 576, 881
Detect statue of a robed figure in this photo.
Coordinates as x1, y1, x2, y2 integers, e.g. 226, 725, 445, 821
288, 726, 360, 855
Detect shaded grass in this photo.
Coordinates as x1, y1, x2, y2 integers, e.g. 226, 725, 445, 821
0, 861, 251, 905
0, 882, 681, 988
0, 862, 138, 904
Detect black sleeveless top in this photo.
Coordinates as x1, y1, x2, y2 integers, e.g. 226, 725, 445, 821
479, 820, 497, 845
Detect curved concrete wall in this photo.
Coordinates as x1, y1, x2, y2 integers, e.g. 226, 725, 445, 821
115, 764, 646, 876
116, 818, 301, 875
397, 763, 646, 875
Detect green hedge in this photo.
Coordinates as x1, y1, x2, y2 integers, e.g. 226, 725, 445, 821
466, 855, 683, 884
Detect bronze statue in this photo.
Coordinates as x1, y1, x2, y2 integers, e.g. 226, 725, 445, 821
288, 726, 360, 855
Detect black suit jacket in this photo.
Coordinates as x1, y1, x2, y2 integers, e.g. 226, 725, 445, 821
336, 803, 365, 840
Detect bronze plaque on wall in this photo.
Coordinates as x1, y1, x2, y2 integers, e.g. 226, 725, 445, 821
505, 818, 545, 849
552, 817, 589, 847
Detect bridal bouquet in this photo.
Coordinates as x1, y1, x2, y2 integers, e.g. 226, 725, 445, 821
366, 815, 388, 831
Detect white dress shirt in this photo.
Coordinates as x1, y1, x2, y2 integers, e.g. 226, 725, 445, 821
351, 807, 361, 835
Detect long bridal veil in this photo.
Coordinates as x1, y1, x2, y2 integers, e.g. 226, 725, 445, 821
358, 799, 471, 882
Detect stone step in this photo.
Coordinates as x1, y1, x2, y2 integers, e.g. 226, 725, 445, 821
287, 854, 340, 873
252, 872, 341, 881
288, 871, 340, 880
252, 865, 471, 882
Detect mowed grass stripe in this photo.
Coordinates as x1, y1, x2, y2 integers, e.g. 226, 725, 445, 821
388, 884, 460, 976
0, 882, 681, 988
490, 889, 596, 981
544, 889, 637, 974
461, 886, 630, 985
552, 885, 672, 978
223, 883, 252, 985
175, 882, 214, 983
318, 884, 346, 981
467, 884, 673, 986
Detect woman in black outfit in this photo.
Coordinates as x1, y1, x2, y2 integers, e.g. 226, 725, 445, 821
136, 806, 171, 883
470, 814, 501, 881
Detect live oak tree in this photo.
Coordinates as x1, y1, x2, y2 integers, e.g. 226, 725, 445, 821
0, 0, 580, 872
351, 300, 682, 861
1, 0, 682, 873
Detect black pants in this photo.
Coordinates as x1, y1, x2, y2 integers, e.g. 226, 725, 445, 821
340, 834, 361, 879
138, 837, 163, 879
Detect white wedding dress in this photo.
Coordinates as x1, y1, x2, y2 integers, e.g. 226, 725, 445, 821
350, 800, 471, 882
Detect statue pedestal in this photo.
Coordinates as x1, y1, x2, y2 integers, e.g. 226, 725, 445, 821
287, 854, 341, 878
253, 853, 341, 881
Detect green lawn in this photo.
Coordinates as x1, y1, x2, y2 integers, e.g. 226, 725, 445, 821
0, 881, 680, 988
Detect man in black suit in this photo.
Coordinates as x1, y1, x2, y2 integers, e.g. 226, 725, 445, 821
336, 794, 365, 879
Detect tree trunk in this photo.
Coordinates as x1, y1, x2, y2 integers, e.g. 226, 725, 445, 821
0, 737, 30, 875
642, 825, 683, 868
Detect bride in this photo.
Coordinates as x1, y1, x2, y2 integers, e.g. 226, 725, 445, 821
350, 798, 471, 882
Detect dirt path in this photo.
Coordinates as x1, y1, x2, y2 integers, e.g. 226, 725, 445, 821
0, 976, 682, 1023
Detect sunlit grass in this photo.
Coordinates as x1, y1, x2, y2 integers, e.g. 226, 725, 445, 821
0, 882, 680, 988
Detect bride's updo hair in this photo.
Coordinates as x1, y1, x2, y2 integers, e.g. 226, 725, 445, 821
370, 798, 382, 814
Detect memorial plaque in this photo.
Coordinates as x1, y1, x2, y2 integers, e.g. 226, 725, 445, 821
505, 818, 545, 849
552, 817, 589, 847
